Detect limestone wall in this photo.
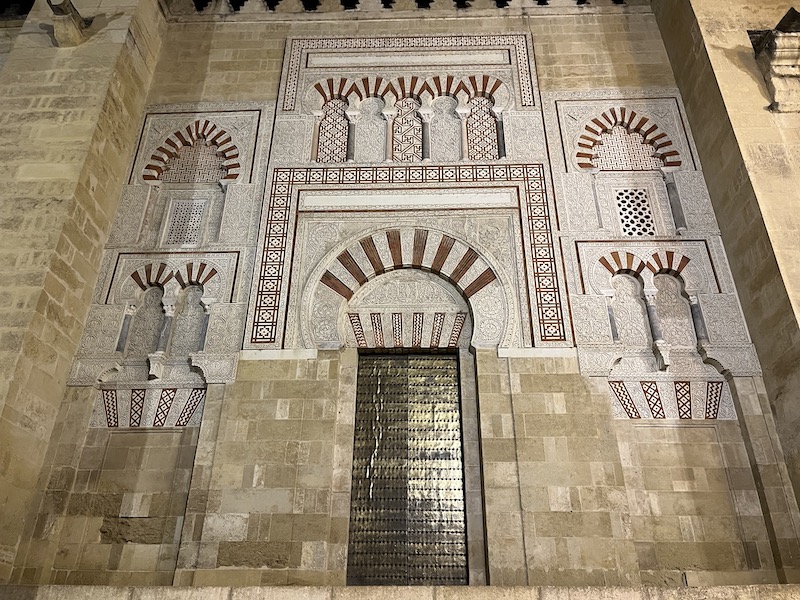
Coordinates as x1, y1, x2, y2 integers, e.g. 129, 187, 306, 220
2, 584, 800, 600
145, 10, 675, 107
0, 21, 22, 73
174, 353, 357, 587
9, 0, 800, 591
651, 0, 800, 512
0, 0, 165, 582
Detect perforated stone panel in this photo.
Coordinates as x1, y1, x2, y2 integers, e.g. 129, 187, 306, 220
164, 198, 206, 246
317, 99, 349, 163
392, 98, 423, 162
466, 97, 499, 161
616, 188, 656, 236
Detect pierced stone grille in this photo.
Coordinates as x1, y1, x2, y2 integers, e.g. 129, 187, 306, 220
392, 98, 423, 162
466, 97, 499, 161
162, 142, 227, 183
347, 354, 468, 586
165, 199, 206, 246
594, 127, 664, 171
616, 189, 656, 236
317, 99, 349, 163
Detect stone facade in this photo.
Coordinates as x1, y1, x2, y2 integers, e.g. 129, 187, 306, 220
2, 0, 800, 594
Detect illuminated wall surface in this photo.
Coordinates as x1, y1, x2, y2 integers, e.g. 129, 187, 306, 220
2, 0, 800, 594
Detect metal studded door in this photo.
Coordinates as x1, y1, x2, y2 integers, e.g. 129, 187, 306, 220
347, 353, 468, 586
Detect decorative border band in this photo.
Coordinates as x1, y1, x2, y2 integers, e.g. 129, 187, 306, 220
250, 163, 566, 345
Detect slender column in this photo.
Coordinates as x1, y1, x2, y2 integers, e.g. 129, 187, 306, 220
606, 297, 620, 342
156, 304, 175, 353
383, 107, 396, 162
420, 108, 432, 161
495, 112, 507, 159
644, 294, 670, 369
197, 300, 212, 351
663, 169, 688, 233
688, 295, 709, 344
311, 112, 322, 162
457, 106, 470, 160
115, 305, 137, 353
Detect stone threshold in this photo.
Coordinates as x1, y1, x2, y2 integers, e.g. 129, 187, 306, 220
2, 586, 800, 599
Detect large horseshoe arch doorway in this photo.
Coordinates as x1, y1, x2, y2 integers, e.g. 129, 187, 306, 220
340, 269, 487, 586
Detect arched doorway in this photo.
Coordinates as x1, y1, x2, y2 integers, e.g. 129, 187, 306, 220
340, 269, 486, 585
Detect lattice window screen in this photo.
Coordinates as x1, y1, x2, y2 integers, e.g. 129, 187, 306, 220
317, 99, 349, 163
164, 199, 206, 246
466, 97, 499, 161
616, 188, 656, 236
392, 98, 423, 162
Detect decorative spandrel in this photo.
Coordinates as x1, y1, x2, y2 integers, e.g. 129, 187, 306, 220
347, 354, 468, 586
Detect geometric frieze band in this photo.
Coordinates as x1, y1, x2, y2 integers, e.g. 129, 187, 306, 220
608, 379, 734, 420
251, 163, 565, 345
347, 311, 468, 349
90, 387, 206, 428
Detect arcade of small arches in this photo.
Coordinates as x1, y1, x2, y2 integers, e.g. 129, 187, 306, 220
307, 75, 511, 163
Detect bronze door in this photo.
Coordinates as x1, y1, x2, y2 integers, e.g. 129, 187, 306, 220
347, 353, 468, 585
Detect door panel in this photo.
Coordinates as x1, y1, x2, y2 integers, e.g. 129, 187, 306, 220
347, 354, 468, 586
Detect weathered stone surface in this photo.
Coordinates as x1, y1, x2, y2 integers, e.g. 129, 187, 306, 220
216, 542, 296, 569
99, 518, 167, 545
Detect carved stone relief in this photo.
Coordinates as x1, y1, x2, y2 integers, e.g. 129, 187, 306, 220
282, 35, 536, 116
653, 274, 695, 348
342, 270, 472, 349
560, 172, 600, 232
169, 286, 206, 357
291, 221, 519, 350
129, 107, 266, 186
673, 170, 721, 233
392, 98, 423, 162
353, 97, 387, 163
593, 173, 674, 237
71, 103, 271, 394
429, 96, 462, 162
550, 96, 696, 174
125, 286, 164, 361
576, 241, 718, 298
90, 387, 206, 428
250, 164, 563, 348
505, 111, 546, 162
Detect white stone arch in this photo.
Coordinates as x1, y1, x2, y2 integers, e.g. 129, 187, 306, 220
298, 225, 520, 350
